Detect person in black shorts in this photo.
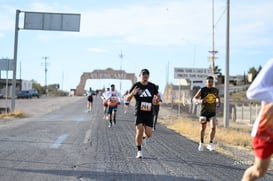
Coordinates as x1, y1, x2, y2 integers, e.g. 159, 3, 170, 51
152, 85, 163, 131
126, 69, 160, 158
87, 87, 94, 112
193, 76, 220, 151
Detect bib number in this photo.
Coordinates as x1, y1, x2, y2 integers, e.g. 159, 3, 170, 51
140, 102, 152, 111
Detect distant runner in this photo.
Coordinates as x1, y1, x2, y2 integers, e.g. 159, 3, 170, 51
101, 88, 110, 119
152, 85, 163, 131
123, 90, 130, 114
86, 87, 94, 112
104, 84, 121, 128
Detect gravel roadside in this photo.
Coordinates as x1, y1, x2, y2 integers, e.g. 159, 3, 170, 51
157, 105, 263, 169
0, 96, 85, 117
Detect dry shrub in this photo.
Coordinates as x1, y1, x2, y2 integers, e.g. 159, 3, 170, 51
160, 116, 252, 149
216, 126, 252, 148
0, 110, 27, 119
164, 118, 200, 141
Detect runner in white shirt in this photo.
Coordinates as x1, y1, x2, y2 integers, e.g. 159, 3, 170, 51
104, 84, 121, 128
242, 58, 273, 181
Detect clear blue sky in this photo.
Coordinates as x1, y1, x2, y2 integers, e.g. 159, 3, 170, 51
0, 0, 272, 94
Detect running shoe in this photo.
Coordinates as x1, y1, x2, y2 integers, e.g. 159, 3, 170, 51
136, 151, 143, 159
108, 122, 112, 128
198, 142, 204, 151
207, 143, 215, 151
113, 119, 116, 125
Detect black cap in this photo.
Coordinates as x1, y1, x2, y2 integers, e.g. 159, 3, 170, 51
140, 69, 150, 75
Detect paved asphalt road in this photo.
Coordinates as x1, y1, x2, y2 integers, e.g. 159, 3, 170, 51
0, 97, 273, 181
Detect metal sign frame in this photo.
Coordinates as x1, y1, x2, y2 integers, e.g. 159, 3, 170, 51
10, 10, 81, 111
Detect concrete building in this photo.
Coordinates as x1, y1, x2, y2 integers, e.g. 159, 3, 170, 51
0, 79, 32, 98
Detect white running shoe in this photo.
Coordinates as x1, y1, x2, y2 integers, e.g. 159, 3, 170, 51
207, 143, 215, 151
198, 142, 204, 151
136, 151, 143, 159
108, 123, 112, 128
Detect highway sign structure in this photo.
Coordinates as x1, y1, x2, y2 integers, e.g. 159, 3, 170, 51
174, 67, 213, 80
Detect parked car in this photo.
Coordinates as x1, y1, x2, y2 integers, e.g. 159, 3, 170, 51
28, 89, 40, 98
0, 93, 3, 99
17, 90, 32, 99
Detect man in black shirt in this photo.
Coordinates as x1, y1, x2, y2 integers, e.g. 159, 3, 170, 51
126, 69, 160, 158
193, 76, 220, 151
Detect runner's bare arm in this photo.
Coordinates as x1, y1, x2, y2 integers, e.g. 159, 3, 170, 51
126, 86, 139, 102
152, 94, 161, 105
193, 89, 204, 104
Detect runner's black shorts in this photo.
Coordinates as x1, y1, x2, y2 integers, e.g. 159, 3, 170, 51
200, 112, 216, 122
87, 96, 93, 102
135, 113, 153, 127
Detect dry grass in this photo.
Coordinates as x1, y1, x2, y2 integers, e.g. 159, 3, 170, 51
216, 125, 252, 148
160, 116, 252, 149
0, 110, 27, 119
159, 115, 259, 166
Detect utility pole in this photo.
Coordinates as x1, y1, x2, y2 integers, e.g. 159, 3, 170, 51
11, 10, 20, 111
61, 70, 64, 90
119, 50, 123, 93
223, 0, 230, 127
42, 56, 49, 95
208, 0, 218, 74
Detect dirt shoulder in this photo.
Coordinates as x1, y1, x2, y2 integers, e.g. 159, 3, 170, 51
0, 96, 84, 117
158, 105, 256, 167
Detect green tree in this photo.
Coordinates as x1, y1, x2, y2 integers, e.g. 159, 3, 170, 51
31, 80, 44, 94
214, 65, 222, 75
248, 67, 258, 81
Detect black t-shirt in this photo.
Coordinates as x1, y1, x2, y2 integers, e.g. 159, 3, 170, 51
129, 82, 158, 116
200, 87, 219, 115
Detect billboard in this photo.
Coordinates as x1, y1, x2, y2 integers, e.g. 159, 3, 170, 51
0, 59, 15, 71
24, 11, 81, 32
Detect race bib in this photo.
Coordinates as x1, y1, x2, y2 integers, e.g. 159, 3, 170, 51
110, 96, 118, 103
140, 102, 152, 111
